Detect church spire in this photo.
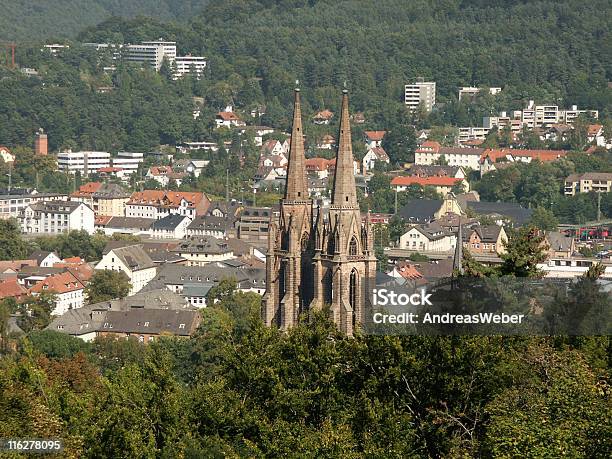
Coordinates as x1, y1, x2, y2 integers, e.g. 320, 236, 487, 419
284, 85, 308, 201
332, 88, 358, 207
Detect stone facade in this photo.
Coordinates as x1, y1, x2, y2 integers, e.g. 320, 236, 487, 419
263, 88, 376, 336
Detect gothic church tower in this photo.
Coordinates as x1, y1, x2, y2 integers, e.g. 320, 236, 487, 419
262, 86, 314, 329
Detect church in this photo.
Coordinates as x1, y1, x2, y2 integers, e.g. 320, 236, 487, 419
262, 87, 377, 335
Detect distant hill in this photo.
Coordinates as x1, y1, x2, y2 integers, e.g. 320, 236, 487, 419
0, 0, 210, 41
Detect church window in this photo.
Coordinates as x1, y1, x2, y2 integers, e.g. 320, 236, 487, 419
349, 236, 358, 256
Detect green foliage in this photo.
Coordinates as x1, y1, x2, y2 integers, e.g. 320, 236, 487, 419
27, 330, 90, 359
529, 206, 559, 231
0, 219, 31, 260
85, 270, 132, 304
499, 227, 547, 278
18, 292, 57, 332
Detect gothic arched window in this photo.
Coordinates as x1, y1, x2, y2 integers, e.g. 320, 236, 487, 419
349, 236, 358, 256
301, 233, 309, 252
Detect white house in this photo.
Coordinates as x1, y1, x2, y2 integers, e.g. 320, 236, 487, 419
29, 250, 62, 268
172, 236, 235, 266
362, 146, 390, 173
399, 225, 456, 252
95, 245, 157, 294
20, 201, 95, 234
0, 146, 14, 163
151, 214, 192, 239
29, 271, 85, 316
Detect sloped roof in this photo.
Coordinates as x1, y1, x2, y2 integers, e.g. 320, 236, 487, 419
397, 199, 443, 222
0, 278, 28, 299
108, 245, 155, 271
391, 176, 462, 187
173, 236, 232, 255
128, 190, 207, 208
313, 109, 334, 120
466, 201, 532, 226
364, 130, 386, 141
29, 271, 84, 294
101, 309, 201, 336
152, 214, 189, 231
367, 147, 390, 162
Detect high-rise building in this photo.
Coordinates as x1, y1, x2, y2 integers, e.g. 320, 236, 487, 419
123, 40, 177, 70
57, 151, 111, 176
263, 87, 376, 336
405, 79, 436, 112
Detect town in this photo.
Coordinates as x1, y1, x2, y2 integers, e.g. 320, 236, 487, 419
0, 1, 610, 456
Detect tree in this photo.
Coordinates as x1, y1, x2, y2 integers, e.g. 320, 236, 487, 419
499, 227, 547, 277
529, 207, 559, 231
18, 292, 57, 332
85, 270, 131, 304
0, 219, 30, 260
381, 124, 417, 165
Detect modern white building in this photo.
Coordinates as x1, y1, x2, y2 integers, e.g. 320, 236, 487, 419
0, 191, 68, 220
405, 79, 436, 112
20, 201, 95, 234
124, 40, 176, 70
112, 151, 144, 175
174, 55, 207, 79
458, 86, 502, 101
57, 151, 111, 176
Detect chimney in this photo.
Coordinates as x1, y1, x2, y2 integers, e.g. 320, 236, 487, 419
35, 128, 48, 155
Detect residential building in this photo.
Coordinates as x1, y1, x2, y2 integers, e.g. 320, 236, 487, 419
363, 131, 386, 149
112, 151, 144, 176
0, 146, 14, 163
151, 214, 191, 239
458, 126, 490, 145
462, 201, 532, 227
458, 86, 502, 101
29, 271, 85, 315
57, 151, 111, 176
408, 164, 467, 180
173, 55, 207, 79
414, 141, 485, 170
564, 172, 612, 196
306, 158, 332, 179
464, 225, 507, 255
0, 278, 28, 302
95, 245, 157, 294
95, 216, 155, 236
126, 190, 210, 220
172, 236, 234, 266
362, 147, 390, 173
399, 224, 456, 252
146, 166, 186, 187
70, 182, 131, 217
391, 175, 468, 196
404, 79, 436, 112
20, 201, 95, 234
480, 149, 568, 175
29, 250, 61, 268
123, 40, 176, 70
313, 109, 334, 125
397, 197, 463, 224
215, 110, 246, 128
187, 215, 236, 239
317, 134, 336, 150
544, 231, 575, 258
46, 289, 195, 342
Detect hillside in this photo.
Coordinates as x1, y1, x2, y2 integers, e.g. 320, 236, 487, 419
0, 0, 209, 40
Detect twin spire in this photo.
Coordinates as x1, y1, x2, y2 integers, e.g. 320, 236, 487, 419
284, 86, 357, 206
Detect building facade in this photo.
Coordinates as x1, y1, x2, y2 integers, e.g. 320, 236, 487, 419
405, 79, 436, 112
20, 201, 95, 234
263, 88, 376, 336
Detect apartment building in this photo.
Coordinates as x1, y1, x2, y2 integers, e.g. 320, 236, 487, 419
95, 245, 157, 294
20, 201, 95, 234
414, 141, 485, 170
174, 55, 207, 79
70, 182, 131, 217
458, 86, 502, 101
29, 271, 85, 316
57, 151, 111, 176
112, 151, 144, 175
124, 40, 176, 70
405, 79, 436, 112
0, 190, 67, 220
564, 173, 612, 196
126, 190, 210, 220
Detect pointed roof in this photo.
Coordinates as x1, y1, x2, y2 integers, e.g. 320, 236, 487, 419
332, 89, 358, 207
284, 88, 308, 201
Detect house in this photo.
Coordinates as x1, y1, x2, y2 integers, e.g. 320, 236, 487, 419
306, 158, 332, 179
126, 190, 210, 220
544, 231, 575, 258
146, 166, 186, 187
215, 110, 246, 128
151, 214, 191, 239
415, 141, 486, 170
351, 112, 365, 124
261, 139, 289, 156
464, 225, 507, 255
0, 278, 28, 302
313, 109, 334, 125
259, 153, 288, 168
70, 182, 131, 217
96, 216, 155, 236
20, 201, 95, 234
586, 124, 607, 147
480, 148, 568, 175
391, 175, 468, 196
46, 288, 195, 342
317, 134, 336, 150
397, 196, 463, 224
328, 157, 360, 176
564, 172, 612, 196
207, 200, 243, 219
0, 146, 15, 163
95, 245, 157, 294
172, 236, 234, 266
98, 309, 201, 342
29, 250, 62, 268
408, 165, 466, 180
102, 241, 185, 266
362, 147, 390, 173
29, 271, 85, 315
363, 131, 386, 149
187, 215, 236, 239
399, 224, 456, 252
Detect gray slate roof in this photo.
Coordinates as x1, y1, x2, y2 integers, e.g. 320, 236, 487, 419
152, 214, 188, 231
100, 309, 200, 336
173, 236, 232, 255
110, 245, 155, 271
465, 202, 532, 226
397, 199, 442, 223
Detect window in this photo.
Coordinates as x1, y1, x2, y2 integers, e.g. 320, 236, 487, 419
349, 237, 358, 256
179, 323, 186, 329
144, 321, 149, 327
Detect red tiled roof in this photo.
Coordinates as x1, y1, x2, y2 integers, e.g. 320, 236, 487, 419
368, 147, 390, 161
149, 166, 173, 176
313, 109, 334, 120
128, 190, 206, 208
391, 176, 462, 187
482, 148, 567, 162
0, 278, 28, 299
364, 130, 386, 141
95, 215, 113, 226
217, 111, 242, 121
395, 262, 423, 280
98, 166, 124, 173
588, 124, 603, 136
0, 260, 37, 272
62, 256, 83, 264
305, 158, 332, 171
71, 182, 103, 197
29, 272, 84, 295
